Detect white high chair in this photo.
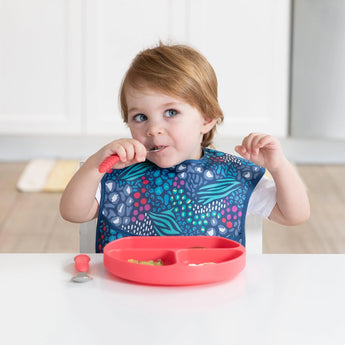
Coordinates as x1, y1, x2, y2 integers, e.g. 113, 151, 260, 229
80, 218, 97, 253
79, 215, 262, 254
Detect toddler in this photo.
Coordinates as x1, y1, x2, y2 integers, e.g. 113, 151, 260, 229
60, 43, 310, 252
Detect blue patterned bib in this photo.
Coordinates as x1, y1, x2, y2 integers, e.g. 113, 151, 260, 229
96, 148, 265, 252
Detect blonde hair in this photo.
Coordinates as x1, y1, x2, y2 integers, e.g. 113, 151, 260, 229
119, 43, 224, 148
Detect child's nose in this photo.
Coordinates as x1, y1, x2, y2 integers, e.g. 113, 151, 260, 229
146, 122, 165, 136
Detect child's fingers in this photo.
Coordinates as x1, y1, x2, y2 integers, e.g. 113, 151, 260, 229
235, 145, 250, 159
106, 139, 146, 164
112, 144, 127, 163
240, 133, 258, 153
250, 134, 267, 155
235, 145, 245, 154
236, 133, 273, 159
123, 142, 136, 162
132, 141, 147, 162
120, 141, 146, 163
256, 135, 279, 151
244, 133, 273, 155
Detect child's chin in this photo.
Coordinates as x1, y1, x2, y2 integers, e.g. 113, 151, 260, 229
149, 157, 178, 169
152, 161, 175, 169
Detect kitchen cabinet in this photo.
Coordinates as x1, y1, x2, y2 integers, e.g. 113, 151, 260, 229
290, 0, 345, 140
0, 0, 290, 139
0, 0, 83, 134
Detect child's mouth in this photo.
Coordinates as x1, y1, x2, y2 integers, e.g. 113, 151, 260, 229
148, 146, 166, 153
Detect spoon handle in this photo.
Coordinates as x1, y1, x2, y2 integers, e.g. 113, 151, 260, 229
74, 254, 91, 273
98, 154, 120, 173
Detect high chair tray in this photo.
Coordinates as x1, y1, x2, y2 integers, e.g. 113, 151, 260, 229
103, 236, 246, 286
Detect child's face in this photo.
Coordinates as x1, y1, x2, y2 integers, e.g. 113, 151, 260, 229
125, 87, 216, 168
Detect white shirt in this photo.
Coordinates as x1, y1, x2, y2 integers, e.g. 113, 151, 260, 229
247, 176, 276, 218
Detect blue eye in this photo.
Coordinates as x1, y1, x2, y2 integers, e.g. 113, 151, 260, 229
133, 114, 147, 122
164, 109, 178, 117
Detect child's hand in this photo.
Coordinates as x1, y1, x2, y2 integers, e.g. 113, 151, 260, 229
235, 133, 286, 172
97, 138, 147, 171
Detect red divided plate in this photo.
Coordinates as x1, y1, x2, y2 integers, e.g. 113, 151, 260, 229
103, 236, 246, 286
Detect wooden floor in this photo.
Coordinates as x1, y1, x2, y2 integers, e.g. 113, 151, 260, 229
0, 162, 344, 253
0, 162, 79, 253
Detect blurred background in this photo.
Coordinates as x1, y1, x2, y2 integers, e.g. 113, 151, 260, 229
1, 0, 344, 253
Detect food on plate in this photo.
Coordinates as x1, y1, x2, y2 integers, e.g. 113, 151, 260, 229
188, 262, 215, 266
128, 258, 164, 266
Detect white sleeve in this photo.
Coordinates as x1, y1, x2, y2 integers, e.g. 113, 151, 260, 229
95, 183, 101, 204
247, 176, 276, 219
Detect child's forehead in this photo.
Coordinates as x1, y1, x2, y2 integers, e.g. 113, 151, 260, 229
125, 86, 183, 104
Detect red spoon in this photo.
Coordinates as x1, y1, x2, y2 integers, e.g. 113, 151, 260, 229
99, 155, 120, 173
98, 147, 162, 173
72, 255, 93, 283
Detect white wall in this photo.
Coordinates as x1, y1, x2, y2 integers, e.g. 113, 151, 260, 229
0, 0, 291, 159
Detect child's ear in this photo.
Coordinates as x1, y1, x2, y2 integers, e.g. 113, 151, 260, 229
201, 118, 218, 134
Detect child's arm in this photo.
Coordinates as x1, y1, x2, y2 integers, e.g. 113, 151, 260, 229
60, 139, 147, 223
235, 133, 310, 225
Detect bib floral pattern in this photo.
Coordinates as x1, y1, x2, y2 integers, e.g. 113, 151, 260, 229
96, 149, 265, 252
